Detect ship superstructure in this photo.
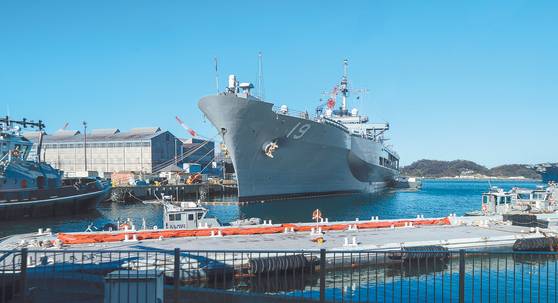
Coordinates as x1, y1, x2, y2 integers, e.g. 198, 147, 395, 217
198, 60, 399, 201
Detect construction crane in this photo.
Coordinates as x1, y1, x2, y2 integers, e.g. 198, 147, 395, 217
175, 116, 197, 137
58, 122, 69, 132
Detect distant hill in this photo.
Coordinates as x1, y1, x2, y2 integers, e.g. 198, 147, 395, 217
489, 164, 540, 179
401, 159, 540, 179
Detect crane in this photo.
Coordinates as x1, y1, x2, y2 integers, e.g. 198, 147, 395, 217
58, 122, 69, 131
175, 116, 197, 137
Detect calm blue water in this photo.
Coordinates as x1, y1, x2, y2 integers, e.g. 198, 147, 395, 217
0, 179, 542, 237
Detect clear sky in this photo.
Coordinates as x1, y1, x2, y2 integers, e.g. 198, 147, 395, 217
1, 0, 556, 167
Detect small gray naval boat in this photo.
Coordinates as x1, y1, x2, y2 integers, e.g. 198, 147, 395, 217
199, 60, 400, 201
0, 117, 110, 219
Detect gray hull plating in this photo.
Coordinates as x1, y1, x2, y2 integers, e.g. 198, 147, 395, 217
199, 95, 398, 201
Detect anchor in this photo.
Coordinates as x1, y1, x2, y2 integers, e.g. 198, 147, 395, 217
263, 140, 279, 158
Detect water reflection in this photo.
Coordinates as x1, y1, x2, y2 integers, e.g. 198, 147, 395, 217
0, 180, 542, 237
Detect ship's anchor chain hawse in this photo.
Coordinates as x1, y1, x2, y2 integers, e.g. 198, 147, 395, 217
263, 140, 279, 158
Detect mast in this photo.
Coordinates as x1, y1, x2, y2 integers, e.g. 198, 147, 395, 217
340, 59, 349, 113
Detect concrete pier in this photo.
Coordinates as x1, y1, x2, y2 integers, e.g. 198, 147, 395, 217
110, 184, 238, 202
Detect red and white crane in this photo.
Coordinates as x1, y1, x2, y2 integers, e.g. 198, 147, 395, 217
175, 116, 197, 137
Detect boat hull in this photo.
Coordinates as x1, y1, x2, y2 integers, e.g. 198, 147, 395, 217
0, 183, 110, 220
198, 95, 398, 201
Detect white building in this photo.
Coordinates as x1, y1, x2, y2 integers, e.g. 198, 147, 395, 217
25, 127, 181, 176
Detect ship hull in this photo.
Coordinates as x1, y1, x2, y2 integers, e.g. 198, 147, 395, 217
541, 165, 558, 183
199, 95, 398, 201
0, 182, 110, 220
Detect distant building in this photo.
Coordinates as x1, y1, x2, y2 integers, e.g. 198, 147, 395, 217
24, 127, 181, 176
180, 138, 215, 172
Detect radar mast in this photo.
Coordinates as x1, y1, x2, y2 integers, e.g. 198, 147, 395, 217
340, 59, 349, 113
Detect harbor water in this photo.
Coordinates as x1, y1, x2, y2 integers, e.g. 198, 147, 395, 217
0, 179, 541, 238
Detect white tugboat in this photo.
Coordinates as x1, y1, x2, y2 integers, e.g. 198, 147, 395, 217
466, 183, 558, 216
0, 117, 111, 219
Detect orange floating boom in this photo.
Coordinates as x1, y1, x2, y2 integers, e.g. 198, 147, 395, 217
57, 217, 451, 245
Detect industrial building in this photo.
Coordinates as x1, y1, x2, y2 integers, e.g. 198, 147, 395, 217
24, 127, 182, 176
181, 138, 215, 171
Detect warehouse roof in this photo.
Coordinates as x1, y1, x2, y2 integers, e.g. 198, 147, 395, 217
90, 128, 120, 136
24, 127, 169, 143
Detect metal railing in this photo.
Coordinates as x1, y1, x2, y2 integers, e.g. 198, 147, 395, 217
1, 248, 558, 302
272, 105, 316, 121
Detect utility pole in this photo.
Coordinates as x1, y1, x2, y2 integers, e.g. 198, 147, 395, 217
83, 121, 87, 171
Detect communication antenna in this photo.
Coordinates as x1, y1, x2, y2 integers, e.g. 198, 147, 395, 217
214, 57, 219, 94
340, 59, 349, 112
257, 51, 265, 99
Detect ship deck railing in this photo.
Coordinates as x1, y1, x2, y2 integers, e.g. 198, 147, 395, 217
272, 105, 317, 121
1, 247, 557, 302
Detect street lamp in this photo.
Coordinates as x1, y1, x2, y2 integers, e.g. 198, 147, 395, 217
83, 121, 87, 171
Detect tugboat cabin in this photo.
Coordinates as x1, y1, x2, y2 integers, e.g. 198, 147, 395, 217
481, 187, 513, 214
163, 202, 220, 229
514, 186, 553, 212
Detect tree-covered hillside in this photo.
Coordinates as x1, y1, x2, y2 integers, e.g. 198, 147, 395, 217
401, 160, 540, 179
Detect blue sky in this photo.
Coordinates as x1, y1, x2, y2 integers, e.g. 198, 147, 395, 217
1, 0, 556, 167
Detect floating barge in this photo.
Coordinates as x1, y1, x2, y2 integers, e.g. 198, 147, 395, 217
2, 212, 558, 289
3, 213, 558, 255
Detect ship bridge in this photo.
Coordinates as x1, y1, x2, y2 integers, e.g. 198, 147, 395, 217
335, 117, 390, 141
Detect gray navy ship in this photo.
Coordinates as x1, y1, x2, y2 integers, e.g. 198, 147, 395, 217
199, 60, 400, 201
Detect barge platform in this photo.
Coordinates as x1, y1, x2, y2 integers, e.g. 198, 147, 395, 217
2, 214, 558, 253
